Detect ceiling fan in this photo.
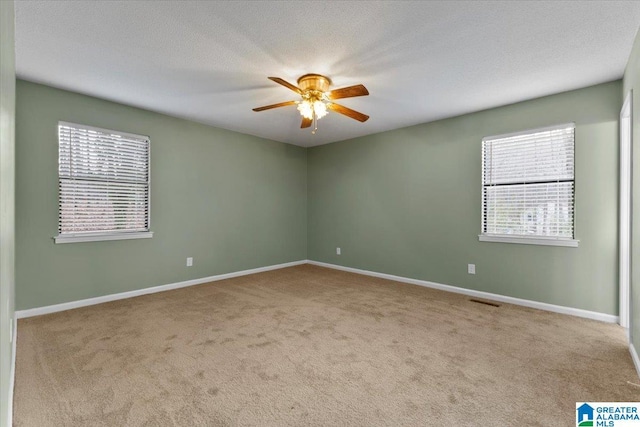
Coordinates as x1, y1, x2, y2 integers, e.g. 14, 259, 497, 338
253, 74, 369, 134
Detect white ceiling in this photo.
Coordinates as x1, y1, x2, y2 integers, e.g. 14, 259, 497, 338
14, 1, 640, 147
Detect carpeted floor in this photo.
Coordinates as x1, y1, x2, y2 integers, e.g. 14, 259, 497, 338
13, 264, 640, 426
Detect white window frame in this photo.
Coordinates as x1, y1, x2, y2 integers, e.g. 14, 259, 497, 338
478, 122, 579, 247
54, 122, 153, 244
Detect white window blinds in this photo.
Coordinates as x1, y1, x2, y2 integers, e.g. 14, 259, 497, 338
481, 123, 575, 241
57, 122, 150, 238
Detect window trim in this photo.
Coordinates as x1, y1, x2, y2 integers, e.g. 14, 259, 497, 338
479, 122, 579, 247
478, 234, 579, 247
481, 122, 576, 143
53, 121, 152, 244
54, 231, 154, 244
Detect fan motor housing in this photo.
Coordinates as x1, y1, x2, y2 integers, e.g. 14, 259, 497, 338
297, 74, 332, 93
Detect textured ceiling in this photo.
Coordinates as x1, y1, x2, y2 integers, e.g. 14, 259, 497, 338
14, 1, 640, 147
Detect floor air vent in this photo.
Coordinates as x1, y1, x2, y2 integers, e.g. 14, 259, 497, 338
469, 298, 500, 307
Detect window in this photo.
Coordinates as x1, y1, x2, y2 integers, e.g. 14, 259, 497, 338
479, 123, 578, 247
55, 122, 152, 243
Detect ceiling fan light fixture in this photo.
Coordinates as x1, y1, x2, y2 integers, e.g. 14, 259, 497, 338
297, 100, 314, 120
297, 98, 328, 121
313, 100, 328, 119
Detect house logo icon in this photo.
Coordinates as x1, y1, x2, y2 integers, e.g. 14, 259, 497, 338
577, 403, 594, 426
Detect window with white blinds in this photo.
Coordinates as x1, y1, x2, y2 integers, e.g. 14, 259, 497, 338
480, 123, 577, 247
55, 122, 152, 243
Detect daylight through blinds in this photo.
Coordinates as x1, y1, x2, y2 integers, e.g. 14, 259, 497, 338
58, 122, 150, 235
482, 124, 575, 239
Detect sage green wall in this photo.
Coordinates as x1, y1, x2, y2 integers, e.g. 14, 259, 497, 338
16, 80, 307, 310
12, 72, 629, 319
0, 0, 16, 425
623, 27, 640, 360
308, 81, 621, 315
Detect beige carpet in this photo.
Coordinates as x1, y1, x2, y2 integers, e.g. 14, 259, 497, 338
14, 265, 640, 426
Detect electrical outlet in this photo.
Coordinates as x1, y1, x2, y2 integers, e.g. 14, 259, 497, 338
336, 247, 341, 255
468, 264, 476, 275
186, 257, 193, 267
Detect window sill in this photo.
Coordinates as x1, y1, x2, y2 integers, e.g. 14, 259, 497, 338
478, 234, 579, 247
54, 231, 153, 244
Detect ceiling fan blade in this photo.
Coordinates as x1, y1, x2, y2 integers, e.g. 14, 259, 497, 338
301, 116, 312, 128
268, 77, 303, 95
252, 100, 297, 112
327, 103, 369, 122
328, 84, 369, 100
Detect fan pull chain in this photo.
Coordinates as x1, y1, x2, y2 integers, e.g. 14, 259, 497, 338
312, 110, 318, 134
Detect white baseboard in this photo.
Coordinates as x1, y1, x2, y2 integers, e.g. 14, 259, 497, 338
15, 260, 307, 319
307, 260, 619, 324
8, 316, 16, 427
631, 343, 640, 379
15, 258, 619, 326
